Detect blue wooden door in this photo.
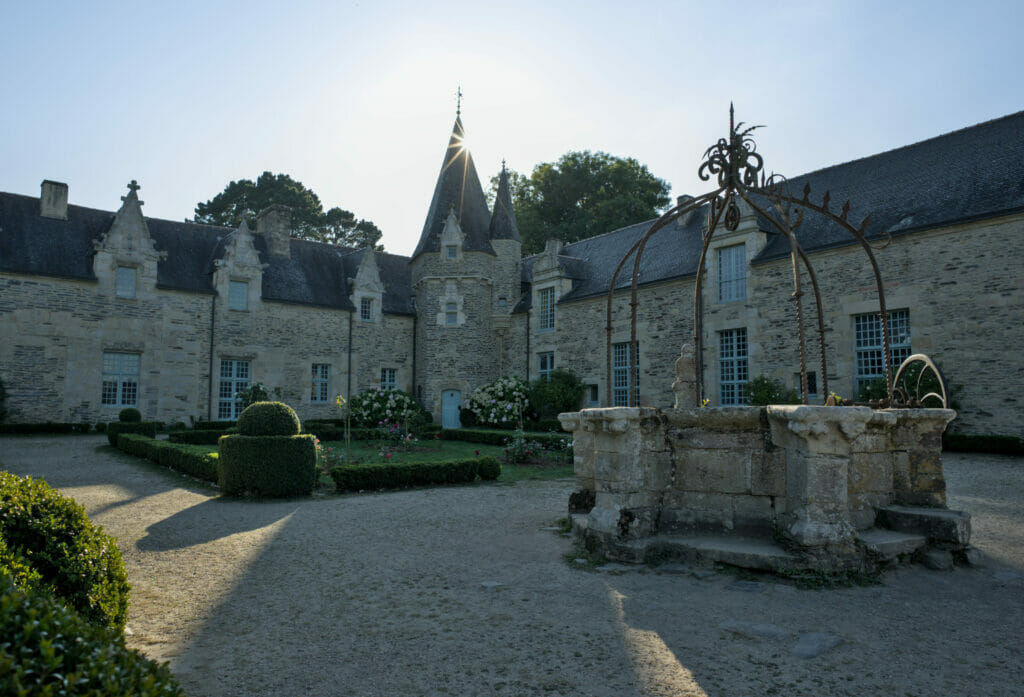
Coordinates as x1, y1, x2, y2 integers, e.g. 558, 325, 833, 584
441, 390, 462, 429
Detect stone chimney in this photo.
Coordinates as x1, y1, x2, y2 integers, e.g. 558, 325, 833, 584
256, 204, 292, 258
675, 194, 694, 228
40, 180, 68, 220
543, 238, 564, 256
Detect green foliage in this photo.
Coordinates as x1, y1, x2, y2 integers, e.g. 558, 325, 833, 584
118, 408, 142, 423
466, 376, 530, 428
193, 420, 236, 430
0, 472, 130, 630
218, 434, 318, 497
0, 422, 76, 435
857, 377, 889, 402
193, 171, 383, 249
116, 433, 220, 483
943, 433, 1024, 455
237, 401, 302, 436
440, 427, 571, 450
329, 459, 482, 491
529, 369, 585, 420
0, 576, 184, 696
347, 388, 423, 428
106, 421, 158, 446
490, 152, 671, 254
234, 382, 272, 411
477, 456, 501, 481
744, 375, 800, 406
0, 537, 42, 593
168, 429, 231, 445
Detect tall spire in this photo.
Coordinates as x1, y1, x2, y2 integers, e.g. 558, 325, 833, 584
412, 112, 494, 259
488, 160, 520, 242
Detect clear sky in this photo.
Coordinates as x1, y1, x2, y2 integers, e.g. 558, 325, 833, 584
3, 0, 1022, 256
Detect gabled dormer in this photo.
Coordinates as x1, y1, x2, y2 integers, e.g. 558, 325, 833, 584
92, 181, 165, 300
705, 196, 764, 305
530, 239, 584, 333
350, 248, 384, 322
214, 218, 266, 311
439, 207, 465, 262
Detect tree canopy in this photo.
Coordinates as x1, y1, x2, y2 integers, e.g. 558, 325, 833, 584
194, 172, 383, 250
490, 151, 671, 254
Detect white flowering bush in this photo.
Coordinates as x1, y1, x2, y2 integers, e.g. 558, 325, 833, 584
348, 388, 421, 427
466, 376, 530, 427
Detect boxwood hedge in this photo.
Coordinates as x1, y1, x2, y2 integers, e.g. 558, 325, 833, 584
116, 433, 220, 483
106, 421, 159, 446
330, 457, 494, 491
440, 428, 570, 449
0, 472, 130, 630
218, 434, 318, 497
237, 401, 301, 436
0, 576, 184, 696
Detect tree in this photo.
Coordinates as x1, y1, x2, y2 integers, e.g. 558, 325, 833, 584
194, 172, 383, 249
490, 152, 671, 254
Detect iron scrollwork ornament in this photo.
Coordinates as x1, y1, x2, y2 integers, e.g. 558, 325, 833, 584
698, 104, 764, 191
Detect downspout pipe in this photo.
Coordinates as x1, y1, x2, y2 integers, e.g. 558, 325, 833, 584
207, 293, 216, 421
347, 310, 353, 401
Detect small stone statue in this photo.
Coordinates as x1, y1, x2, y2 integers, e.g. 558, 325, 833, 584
671, 343, 698, 409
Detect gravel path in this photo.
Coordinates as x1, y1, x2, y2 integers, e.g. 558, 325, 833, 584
2, 435, 1022, 697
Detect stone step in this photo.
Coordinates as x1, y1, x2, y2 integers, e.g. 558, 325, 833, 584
615, 534, 801, 572
877, 505, 971, 546
857, 528, 927, 560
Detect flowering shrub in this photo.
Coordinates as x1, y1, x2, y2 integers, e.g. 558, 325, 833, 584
466, 376, 530, 427
348, 388, 421, 428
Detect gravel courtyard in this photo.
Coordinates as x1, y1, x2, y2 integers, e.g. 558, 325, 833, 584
2, 435, 1022, 697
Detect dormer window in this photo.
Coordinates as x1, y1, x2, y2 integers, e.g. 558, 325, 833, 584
445, 245, 458, 259
228, 280, 248, 310
360, 297, 373, 321
115, 266, 136, 298
539, 287, 555, 331
717, 244, 746, 302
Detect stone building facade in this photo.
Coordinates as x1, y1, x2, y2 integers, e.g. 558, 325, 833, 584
1, 111, 1022, 436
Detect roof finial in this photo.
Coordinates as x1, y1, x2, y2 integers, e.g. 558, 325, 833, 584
729, 102, 735, 134
456, 86, 462, 117
501, 158, 506, 173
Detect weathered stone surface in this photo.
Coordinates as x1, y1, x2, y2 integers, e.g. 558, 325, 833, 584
857, 529, 927, 560
922, 549, 954, 570
791, 632, 842, 658
721, 620, 788, 640
675, 448, 751, 494
878, 506, 971, 545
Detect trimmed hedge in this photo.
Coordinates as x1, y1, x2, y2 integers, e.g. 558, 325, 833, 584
106, 421, 158, 446
237, 401, 301, 436
193, 419, 236, 430
169, 428, 236, 445
943, 433, 1024, 455
440, 428, 571, 449
118, 408, 142, 423
116, 433, 220, 483
0, 422, 87, 435
330, 458, 483, 491
218, 434, 318, 497
529, 419, 566, 433
0, 472, 130, 630
0, 577, 185, 696
478, 456, 501, 480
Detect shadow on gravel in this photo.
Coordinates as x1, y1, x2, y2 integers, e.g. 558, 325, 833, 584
137, 498, 300, 552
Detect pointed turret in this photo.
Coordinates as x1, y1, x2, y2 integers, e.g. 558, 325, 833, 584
488, 162, 521, 242
412, 116, 494, 259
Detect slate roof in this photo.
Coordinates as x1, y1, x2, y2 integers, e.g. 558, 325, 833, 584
488, 165, 521, 242
517, 109, 1024, 307
0, 191, 413, 314
412, 117, 495, 259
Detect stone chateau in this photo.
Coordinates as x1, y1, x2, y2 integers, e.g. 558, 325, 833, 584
1, 111, 1022, 437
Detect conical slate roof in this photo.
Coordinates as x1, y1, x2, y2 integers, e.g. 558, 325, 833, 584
488, 163, 520, 242
412, 116, 494, 259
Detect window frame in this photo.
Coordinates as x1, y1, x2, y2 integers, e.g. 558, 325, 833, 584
115, 266, 136, 299
538, 352, 555, 381
445, 301, 458, 326
101, 352, 139, 407
718, 328, 749, 405
311, 363, 330, 403
218, 359, 250, 420
381, 367, 397, 391
538, 287, 556, 331
445, 245, 458, 259
854, 309, 911, 394
360, 297, 373, 322
717, 243, 747, 302
612, 342, 638, 407
228, 280, 248, 311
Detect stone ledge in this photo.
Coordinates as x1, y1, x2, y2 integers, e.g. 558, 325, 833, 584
857, 528, 928, 560
877, 505, 971, 545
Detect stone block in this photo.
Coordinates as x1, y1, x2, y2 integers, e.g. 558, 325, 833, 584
751, 449, 786, 497
660, 491, 736, 532
666, 427, 763, 450
849, 452, 893, 495
878, 505, 971, 545
675, 448, 751, 494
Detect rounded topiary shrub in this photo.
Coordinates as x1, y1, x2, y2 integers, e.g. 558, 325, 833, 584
478, 456, 501, 481
237, 401, 302, 436
0, 577, 185, 696
118, 407, 142, 423
0, 472, 130, 630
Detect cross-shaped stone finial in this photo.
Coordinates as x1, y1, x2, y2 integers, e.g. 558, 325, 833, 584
127, 180, 140, 193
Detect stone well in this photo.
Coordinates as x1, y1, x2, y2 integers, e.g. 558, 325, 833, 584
559, 405, 969, 572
